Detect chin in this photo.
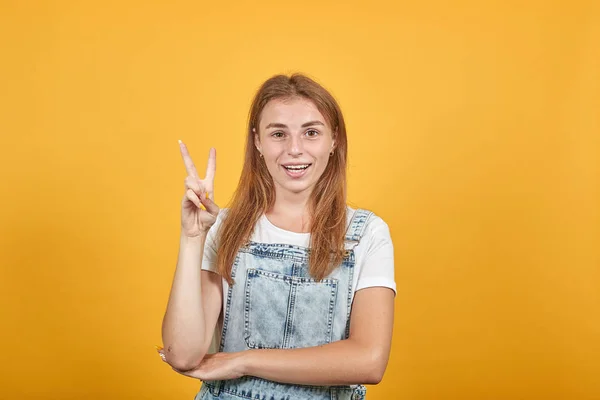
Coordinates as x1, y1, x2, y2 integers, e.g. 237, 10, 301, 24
278, 180, 313, 194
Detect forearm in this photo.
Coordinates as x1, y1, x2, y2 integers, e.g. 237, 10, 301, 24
242, 338, 387, 386
161, 232, 209, 369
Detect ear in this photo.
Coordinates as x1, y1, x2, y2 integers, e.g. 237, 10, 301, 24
331, 128, 337, 151
253, 129, 261, 153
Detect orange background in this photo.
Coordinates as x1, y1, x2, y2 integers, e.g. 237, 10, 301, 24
0, 1, 598, 399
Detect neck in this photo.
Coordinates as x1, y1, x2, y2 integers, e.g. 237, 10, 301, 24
268, 185, 312, 222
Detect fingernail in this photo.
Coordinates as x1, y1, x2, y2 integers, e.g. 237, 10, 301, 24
155, 345, 163, 351
178, 139, 182, 144
205, 192, 210, 199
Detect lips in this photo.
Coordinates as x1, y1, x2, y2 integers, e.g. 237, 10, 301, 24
282, 163, 312, 178
283, 163, 311, 171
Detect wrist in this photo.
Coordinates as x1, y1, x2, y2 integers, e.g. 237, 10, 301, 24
180, 231, 208, 243
179, 232, 206, 249
238, 350, 255, 376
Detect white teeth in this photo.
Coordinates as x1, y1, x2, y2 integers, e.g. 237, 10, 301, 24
284, 164, 310, 171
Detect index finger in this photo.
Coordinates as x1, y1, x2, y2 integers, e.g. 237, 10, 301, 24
179, 140, 199, 178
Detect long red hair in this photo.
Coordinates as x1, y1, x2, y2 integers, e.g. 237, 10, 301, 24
216, 73, 348, 285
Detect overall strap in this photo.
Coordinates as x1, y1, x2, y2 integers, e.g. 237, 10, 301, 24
344, 209, 374, 245
208, 380, 222, 396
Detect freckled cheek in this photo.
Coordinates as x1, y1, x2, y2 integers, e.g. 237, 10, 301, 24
314, 151, 331, 164
261, 151, 280, 165
265, 157, 285, 173
301, 143, 328, 158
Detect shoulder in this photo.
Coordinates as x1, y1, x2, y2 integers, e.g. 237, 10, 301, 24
214, 207, 232, 226
346, 206, 391, 236
348, 206, 396, 293
206, 207, 230, 241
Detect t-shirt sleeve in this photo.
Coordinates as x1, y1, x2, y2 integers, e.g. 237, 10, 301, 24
355, 215, 397, 295
201, 210, 226, 274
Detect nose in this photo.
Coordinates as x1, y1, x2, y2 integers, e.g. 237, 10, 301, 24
287, 134, 304, 156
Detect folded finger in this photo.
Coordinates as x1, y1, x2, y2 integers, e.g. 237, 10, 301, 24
199, 193, 219, 215
185, 189, 203, 209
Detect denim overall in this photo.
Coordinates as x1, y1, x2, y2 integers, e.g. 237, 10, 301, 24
195, 209, 373, 400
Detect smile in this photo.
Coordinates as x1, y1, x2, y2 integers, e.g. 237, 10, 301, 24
283, 164, 311, 171
282, 163, 312, 178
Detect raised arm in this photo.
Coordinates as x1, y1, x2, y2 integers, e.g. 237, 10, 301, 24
160, 141, 223, 371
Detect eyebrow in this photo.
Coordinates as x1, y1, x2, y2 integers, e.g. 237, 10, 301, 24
264, 120, 325, 129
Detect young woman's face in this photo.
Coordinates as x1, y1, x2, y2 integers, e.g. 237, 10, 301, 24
255, 97, 335, 196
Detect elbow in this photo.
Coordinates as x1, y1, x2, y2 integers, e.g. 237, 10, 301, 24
162, 344, 207, 371
168, 356, 204, 372
168, 354, 207, 371
364, 369, 385, 385
362, 349, 389, 385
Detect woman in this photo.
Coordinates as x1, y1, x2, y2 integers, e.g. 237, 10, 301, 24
158, 73, 396, 399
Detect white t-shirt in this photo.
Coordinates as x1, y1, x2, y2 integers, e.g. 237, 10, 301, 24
202, 206, 396, 300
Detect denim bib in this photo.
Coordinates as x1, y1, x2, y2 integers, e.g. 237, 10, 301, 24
195, 209, 373, 400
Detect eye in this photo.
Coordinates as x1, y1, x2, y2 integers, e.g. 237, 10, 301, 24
305, 129, 320, 137
271, 131, 285, 138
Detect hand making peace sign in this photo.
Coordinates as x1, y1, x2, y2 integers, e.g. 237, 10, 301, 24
178, 140, 219, 237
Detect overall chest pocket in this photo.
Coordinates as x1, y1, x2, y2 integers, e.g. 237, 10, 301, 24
243, 267, 338, 349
